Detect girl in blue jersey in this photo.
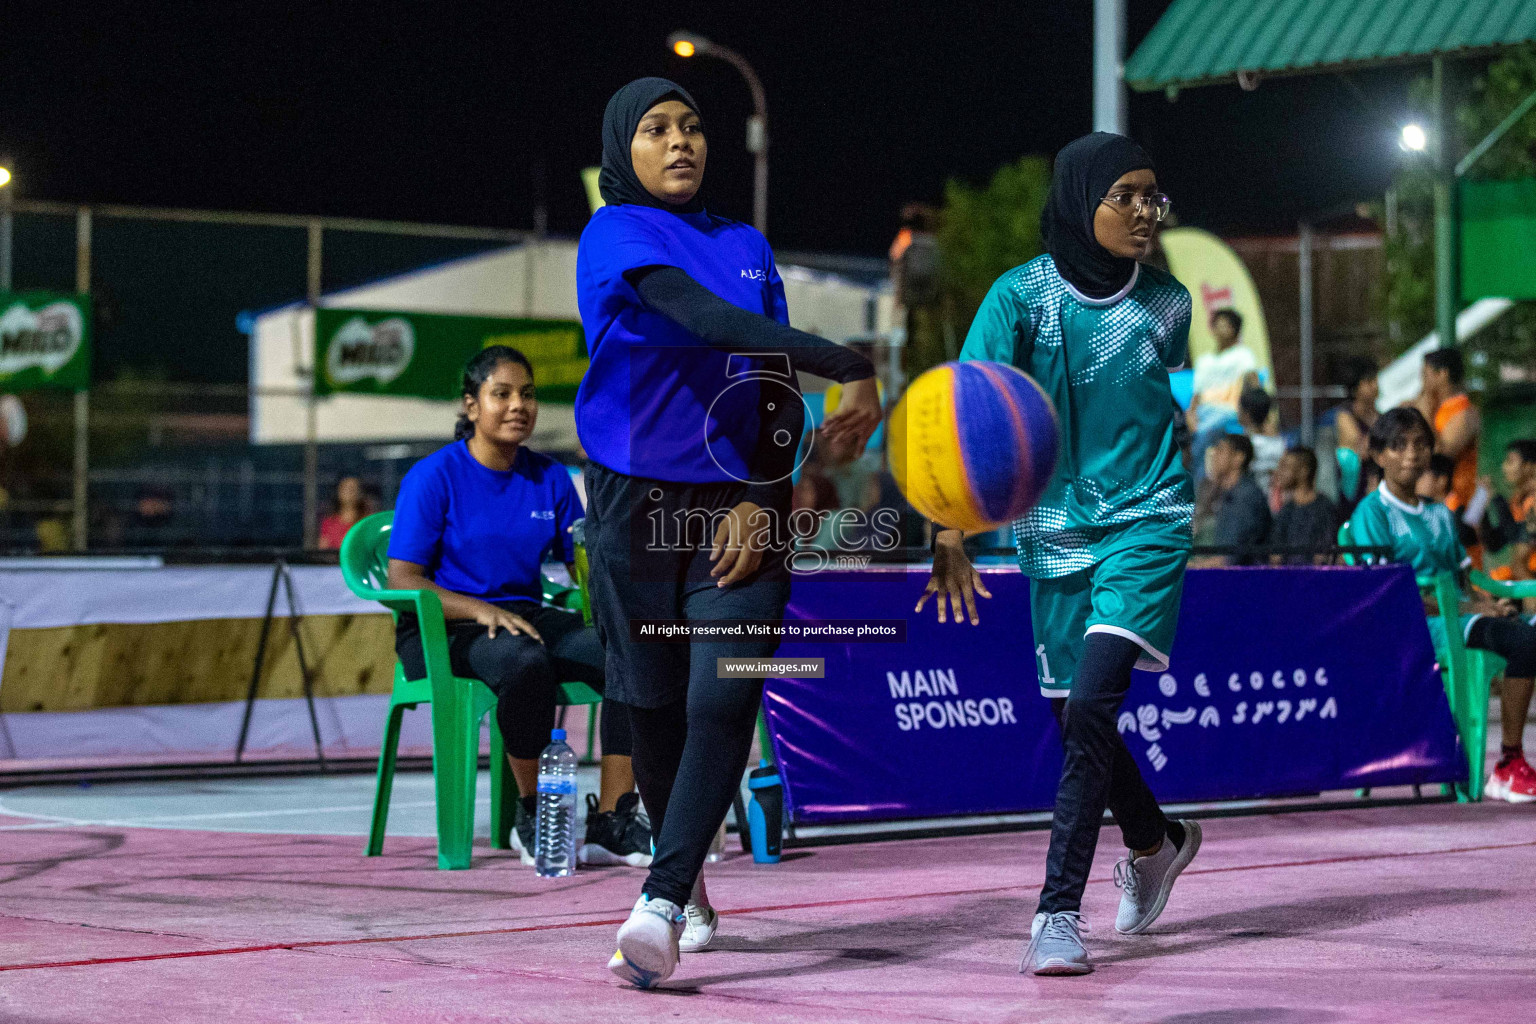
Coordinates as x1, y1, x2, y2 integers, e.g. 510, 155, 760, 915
576, 78, 882, 988
388, 346, 648, 868
920, 134, 1204, 975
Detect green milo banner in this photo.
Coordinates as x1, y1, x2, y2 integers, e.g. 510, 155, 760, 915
0, 292, 92, 391
314, 308, 588, 402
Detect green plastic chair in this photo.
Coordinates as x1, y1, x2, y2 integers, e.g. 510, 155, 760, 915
340, 510, 602, 869
1456, 568, 1536, 799
1337, 522, 1536, 800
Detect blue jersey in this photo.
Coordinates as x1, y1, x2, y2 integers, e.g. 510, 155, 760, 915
575, 203, 790, 483
388, 442, 582, 607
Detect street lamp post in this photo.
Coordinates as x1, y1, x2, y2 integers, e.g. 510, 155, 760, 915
0, 163, 13, 292
668, 30, 769, 237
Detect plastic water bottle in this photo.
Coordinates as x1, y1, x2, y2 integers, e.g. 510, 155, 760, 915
747, 759, 783, 864
535, 728, 578, 877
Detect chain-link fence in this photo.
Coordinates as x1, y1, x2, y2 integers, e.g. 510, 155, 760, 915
0, 199, 529, 553
0, 379, 454, 553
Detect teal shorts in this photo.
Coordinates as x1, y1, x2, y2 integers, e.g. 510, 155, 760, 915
1029, 537, 1189, 697
1427, 612, 1481, 665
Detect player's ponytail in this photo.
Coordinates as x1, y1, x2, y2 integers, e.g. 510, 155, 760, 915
455, 345, 534, 440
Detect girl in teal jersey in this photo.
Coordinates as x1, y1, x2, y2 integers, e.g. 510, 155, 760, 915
920, 133, 1204, 975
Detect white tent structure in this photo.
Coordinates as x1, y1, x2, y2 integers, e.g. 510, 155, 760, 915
246, 239, 893, 451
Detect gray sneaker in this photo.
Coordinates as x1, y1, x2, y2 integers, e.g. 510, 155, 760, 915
1113, 819, 1203, 935
1020, 911, 1091, 975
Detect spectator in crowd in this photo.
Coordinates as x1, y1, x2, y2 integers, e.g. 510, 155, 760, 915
1417, 453, 1454, 504
1187, 308, 1260, 480
1481, 439, 1536, 589
791, 456, 839, 516
1198, 433, 1270, 565
1418, 454, 1481, 553
1237, 385, 1284, 497
123, 485, 180, 547
0, 394, 26, 449
387, 345, 649, 867
318, 474, 373, 550
792, 433, 841, 553
1270, 447, 1337, 564
1415, 348, 1481, 514
1191, 309, 1259, 427
1349, 407, 1536, 803
1332, 356, 1380, 457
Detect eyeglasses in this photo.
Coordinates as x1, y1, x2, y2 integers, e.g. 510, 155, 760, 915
1100, 191, 1171, 222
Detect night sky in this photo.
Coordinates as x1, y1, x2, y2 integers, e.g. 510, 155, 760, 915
5, 1, 1427, 246
1, 2, 1426, 380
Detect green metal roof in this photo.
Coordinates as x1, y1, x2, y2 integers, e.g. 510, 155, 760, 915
1125, 0, 1536, 93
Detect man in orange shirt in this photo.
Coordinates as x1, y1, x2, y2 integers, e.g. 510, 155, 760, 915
1416, 348, 1480, 513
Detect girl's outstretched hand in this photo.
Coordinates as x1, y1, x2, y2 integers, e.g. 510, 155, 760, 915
821, 375, 883, 453
915, 530, 992, 625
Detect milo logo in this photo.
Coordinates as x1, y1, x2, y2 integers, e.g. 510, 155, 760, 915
325, 316, 415, 387
0, 301, 84, 378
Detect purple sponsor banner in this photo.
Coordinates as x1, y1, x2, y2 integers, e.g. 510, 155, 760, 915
763, 564, 1463, 824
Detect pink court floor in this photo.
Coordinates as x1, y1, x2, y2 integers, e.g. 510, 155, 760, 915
2, 794, 1534, 1024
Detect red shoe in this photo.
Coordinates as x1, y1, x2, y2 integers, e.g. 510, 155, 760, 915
1486, 756, 1536, 803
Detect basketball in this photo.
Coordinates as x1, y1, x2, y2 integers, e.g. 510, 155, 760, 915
888, 360, 1058, 532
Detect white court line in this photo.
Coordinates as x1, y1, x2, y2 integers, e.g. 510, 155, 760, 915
0, 796, 491, 830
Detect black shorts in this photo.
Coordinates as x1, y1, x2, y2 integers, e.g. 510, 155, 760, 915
1467, 614, 1536, 679
583, 464, 792, 708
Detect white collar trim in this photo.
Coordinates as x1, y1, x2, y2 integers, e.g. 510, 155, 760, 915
1062, 262, 1139, 306
1378, 481, 1424, 516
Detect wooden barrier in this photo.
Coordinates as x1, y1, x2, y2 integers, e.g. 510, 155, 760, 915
1, 613, 396, 712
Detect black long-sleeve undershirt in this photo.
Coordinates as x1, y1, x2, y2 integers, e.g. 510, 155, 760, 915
630, 265, 875, 512
629, 265, 875, 384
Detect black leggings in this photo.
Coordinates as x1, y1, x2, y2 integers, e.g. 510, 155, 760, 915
633, 669, 765, 907
395, 603, 630, 760
1468, 615, 1536, 678
583, 464, 791, 908
1039, 633, 1173, 915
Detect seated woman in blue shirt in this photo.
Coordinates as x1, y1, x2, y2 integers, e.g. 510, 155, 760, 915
388, 345, 649, 866
1347, 407, 1536, 803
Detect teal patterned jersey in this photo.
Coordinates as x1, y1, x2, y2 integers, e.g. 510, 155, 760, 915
1347, 485, 1469, 577
1347, 484, 1475, 656
959, 255, 1195, 578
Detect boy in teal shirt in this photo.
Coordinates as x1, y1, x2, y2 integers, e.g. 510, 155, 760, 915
919, 133, 1203, 976
1348, 407, 1536, 802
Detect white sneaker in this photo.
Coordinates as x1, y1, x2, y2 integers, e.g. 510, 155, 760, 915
1021, 911, 1091, 975
1113, 819, 1202, 935
679, 874, 718, 952
608, 895, 685, 989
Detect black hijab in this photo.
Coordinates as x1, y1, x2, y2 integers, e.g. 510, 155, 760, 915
599, 77, 705, 214
1040, 132, 1155, 300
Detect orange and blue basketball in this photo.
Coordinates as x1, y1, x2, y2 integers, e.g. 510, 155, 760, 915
888, 360, 1058, 532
